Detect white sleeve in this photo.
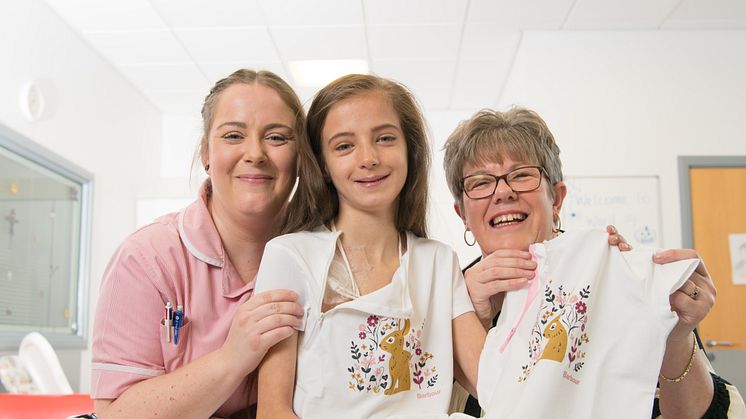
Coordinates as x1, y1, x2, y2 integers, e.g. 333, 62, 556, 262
254, 240, 312, 331
450, 251, 475, 320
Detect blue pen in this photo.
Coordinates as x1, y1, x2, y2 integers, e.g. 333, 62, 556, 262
174, 305, 183, 345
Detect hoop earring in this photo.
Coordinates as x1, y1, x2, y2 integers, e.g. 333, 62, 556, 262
204, 164, 210, 172
552, 213, 563, 235
463, 228, 476, 247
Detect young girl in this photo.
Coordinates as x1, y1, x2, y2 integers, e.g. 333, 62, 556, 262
254, 74, 486, 418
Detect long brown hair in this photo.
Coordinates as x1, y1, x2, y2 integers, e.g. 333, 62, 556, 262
282, 74, 430, 237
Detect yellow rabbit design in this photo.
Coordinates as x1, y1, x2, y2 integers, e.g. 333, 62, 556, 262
380, 319, 411, 395
539, 315, 568, 363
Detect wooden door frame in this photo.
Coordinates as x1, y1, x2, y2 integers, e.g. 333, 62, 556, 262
678, 156, 746, 248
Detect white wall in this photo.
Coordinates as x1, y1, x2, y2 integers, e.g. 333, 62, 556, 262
428, 30, 746, 264
0, 1, 162, 391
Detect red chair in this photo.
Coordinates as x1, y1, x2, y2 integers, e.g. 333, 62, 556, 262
0, 393, 93, 419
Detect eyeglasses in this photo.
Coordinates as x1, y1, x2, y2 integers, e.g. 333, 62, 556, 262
461, 166, 545, 199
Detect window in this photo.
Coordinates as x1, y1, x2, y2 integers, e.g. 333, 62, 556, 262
0, 124, 92, 350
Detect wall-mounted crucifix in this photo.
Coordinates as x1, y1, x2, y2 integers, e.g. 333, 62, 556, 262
5, 209, 19, 236
5, 209, 20, 249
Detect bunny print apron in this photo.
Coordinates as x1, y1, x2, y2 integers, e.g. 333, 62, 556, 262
476, 228, 699, 419
255, 227, 474, 419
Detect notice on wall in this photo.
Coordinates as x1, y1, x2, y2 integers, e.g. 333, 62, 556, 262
729, 233, 746, 285
561, 176, 662, 248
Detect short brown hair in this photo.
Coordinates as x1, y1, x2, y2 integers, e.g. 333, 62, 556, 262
197, 69, 306, 196
443, 107, 563, 208
282, 74, 430, 237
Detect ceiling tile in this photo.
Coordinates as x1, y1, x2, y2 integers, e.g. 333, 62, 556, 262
271, 25, 367, 60
198, 62, 289, 85
564, 0, 681, 29
461, 25, 522, 59
467, 0, 575, 29
174, 27, 280, 62
368, 24, 461, 60
450, 58, 514, 109
259, 0, 364, 25
144, 89, 206, 115
44, 0, 166, 32
662, 0, 746, 28
118, 63, 209, 91
372, 60, 457, 109
150, 0, 266, 28
364, 0, 468, 25
85, 30, 192, 65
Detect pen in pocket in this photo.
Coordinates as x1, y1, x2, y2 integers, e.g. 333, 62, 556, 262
164, 302, 173, 343
174, 305, 184, 345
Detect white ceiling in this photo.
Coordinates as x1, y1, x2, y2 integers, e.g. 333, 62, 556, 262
43, 0, 746, 115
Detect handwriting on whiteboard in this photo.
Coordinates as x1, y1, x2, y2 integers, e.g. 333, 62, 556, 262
561, 177, 662, 248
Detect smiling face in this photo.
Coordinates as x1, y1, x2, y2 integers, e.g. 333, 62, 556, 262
457, 155, 567, 254
201, 83, 297, 221
320, 91, 408, 220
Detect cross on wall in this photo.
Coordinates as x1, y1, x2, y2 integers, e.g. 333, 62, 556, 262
4, 209, 19, 235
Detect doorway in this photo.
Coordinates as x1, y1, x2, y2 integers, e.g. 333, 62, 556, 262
679, 156, 746, 392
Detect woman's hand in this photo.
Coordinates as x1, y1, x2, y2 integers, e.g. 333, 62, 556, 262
221, 289, 304, 377
606, 225, 632, 251
654, 249, 716, 340
464, 249, 536, 329
654, 249, 717, 419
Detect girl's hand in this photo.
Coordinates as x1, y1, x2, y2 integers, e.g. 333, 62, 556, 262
221, 289, 304, 376
606, 225, 632, 251
463, 249, 536, 329
654, 249, 716, 341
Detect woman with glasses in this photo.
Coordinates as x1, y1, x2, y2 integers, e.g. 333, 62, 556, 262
443, 108, 743, 418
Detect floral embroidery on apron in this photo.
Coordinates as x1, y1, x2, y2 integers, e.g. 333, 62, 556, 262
519, 281, 591, 384
347, 316, 437, 395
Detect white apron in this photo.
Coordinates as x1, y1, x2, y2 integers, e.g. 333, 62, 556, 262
477, 228, 698, 419
255, 228, 474, 419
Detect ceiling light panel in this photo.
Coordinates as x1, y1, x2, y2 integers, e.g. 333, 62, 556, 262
288, 60, 369, 87
258, 0, 363, 25
564, 0, 681, 29
467, 0, 574, 29
85, 30, 192, 65
151, 0, 267, 28
198, 62, 288, 84
44, 0, 167, 32
174, 27, 280, 62
368, 24, 461, 60
272, 25, 367, 61
364, 0, 468, 25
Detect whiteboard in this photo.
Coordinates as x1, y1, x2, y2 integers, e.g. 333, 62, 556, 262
560, 176, 662, 248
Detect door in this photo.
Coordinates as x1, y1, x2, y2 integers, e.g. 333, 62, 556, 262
682, 157, 746, 392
